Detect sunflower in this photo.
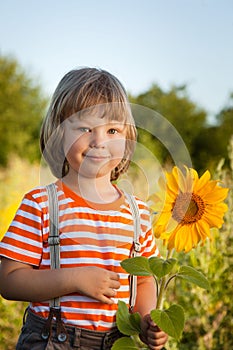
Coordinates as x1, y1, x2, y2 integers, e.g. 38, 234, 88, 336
148, 166, 229, 253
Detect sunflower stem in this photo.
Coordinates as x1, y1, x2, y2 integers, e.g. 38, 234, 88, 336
153, 275, 159, 298
156, 249, 174, 310
164, 274, 177, 290
166, 248, 174, 259
156, 276, 166, 310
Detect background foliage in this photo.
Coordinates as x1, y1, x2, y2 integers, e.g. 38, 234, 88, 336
0, 158, 40, 350
0, 54, 232, 349
0, 54, 47, 166
130, 86, 233, 173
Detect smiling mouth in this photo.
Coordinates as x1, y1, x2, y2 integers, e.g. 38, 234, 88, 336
84, 154, 110, 161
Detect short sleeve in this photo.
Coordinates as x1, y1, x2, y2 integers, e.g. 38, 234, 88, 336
0, 190, 44, 266
137, 198, 160, 258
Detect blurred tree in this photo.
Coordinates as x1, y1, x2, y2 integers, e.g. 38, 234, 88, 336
216, 100, 233, 158
193, 97, 233, 172
0, 54, 48, 166
192, 126, 226, 172
129, 84, 207, 169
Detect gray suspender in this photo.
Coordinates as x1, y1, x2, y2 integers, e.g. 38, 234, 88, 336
42, 184, 67, 342
124, 192, 141, 311
46, 184, 141, 312
46, 183, 61, 309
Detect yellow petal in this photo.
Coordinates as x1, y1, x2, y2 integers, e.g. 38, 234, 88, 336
185, 168, 197, 192
197, 180, 217, 197
183, 225, 195, 252
166, 217, 179, 232
191, 223, 201, 245
174, 167, 187, 193
167, 229, 177, 251
166, 172, 179, 195
204, 187, 229, 203
193, 170, 211, 192
203, 206, 227, 228
174, 227, 186, 252
195, 219, 211, 240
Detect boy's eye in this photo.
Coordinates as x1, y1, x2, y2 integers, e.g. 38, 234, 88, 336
108, 128, 118, 134
79, 127, 91, 133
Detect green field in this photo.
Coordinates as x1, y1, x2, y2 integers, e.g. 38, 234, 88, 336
0, 155, 232, 350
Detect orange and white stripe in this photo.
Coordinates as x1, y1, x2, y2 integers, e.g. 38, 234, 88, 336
0, 180, 159, 331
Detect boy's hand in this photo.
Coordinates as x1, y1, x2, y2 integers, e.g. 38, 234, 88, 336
77, 266, 120, 304
140, 314, 168, 350
0, 259, 120, 303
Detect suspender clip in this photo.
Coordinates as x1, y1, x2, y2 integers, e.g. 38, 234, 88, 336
134, 241, 141, 253
48, 236, 60, 246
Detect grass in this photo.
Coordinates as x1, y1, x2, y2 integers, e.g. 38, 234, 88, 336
0, 148, 232, 349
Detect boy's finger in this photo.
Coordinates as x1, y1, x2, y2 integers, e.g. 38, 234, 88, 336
110, 271, 120, 280
148, 319, 161, 331
149, 324, 160, 332
110, 280, 121, 289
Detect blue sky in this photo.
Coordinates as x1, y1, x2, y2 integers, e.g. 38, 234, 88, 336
1, 0, 233, 121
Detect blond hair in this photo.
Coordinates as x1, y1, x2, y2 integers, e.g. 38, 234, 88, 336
40, 67, 137, 180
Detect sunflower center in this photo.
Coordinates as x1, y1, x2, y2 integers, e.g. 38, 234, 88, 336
172, 192, 205, 224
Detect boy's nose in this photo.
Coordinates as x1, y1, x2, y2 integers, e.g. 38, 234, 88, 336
90, 130, 106, 148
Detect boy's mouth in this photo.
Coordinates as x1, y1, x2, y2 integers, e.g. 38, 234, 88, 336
84, 152, 110, 161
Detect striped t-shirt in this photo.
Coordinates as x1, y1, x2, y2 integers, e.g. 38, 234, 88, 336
0, 180, 159, 331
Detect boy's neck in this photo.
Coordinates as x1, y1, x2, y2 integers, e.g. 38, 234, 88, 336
62, 172, 120, 204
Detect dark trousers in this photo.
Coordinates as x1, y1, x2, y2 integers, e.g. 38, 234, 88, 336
16, 309, 123, 350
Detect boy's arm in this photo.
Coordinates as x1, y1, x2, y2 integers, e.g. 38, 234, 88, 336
134, 276, 157, 316
0, 257, 120, 304
134, 276, 168, 350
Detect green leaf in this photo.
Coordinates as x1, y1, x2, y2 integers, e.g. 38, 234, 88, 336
129, 312, 141, 332
150, 304, 185, 341
111, 336, 138, 350
149, 257, 177, 278
121, 256, 152, 276
116, 301, 141, 335
177, 265, 210, 290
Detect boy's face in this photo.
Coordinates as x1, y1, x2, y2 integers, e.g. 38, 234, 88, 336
63, 113, 127, 180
